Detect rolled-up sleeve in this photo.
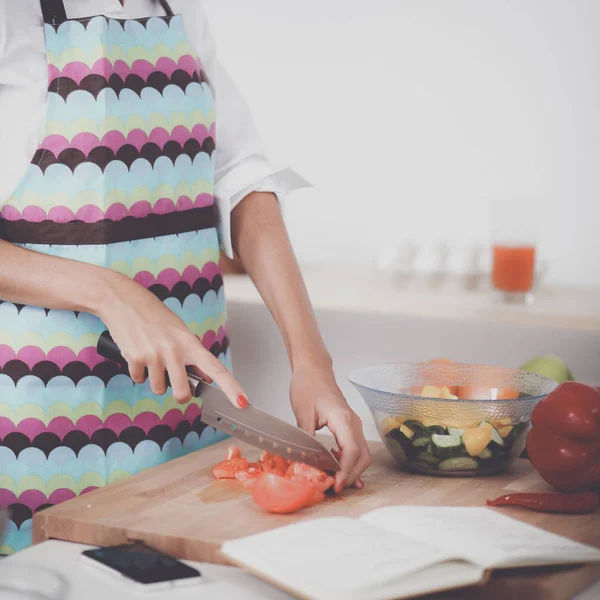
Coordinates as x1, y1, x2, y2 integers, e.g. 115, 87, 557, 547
184, 2, 310, 257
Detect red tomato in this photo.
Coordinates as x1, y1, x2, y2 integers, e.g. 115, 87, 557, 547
212, 457, 248, 480
286, 462, 335, 493
261, 453, 289, 476
251, 472, 315, 514
235, 470, 261, 488
226, 446, 243, 460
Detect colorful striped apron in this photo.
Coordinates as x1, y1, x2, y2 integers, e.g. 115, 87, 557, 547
0, 0, 230, 554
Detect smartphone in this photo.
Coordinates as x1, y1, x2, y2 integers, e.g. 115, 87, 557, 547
81, 542, 202, 592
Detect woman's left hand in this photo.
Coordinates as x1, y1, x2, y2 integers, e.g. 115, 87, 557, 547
290, 367, 371, 493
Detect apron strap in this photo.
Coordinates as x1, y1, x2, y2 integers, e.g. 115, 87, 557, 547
41, 0, 174, 25
158, 0, 174, 17
40, 0, 67, 25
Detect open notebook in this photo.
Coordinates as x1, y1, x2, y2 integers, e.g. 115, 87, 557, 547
221, 506, 600, 600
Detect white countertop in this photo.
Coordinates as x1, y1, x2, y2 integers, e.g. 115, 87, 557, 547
224, 266, 600, 333
2, 540, 598, 600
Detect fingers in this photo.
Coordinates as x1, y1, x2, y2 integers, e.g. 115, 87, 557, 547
147, 352, 167, 396
191, 348, 248, 409
165, 353, 192, 405
328, 413, 371, 493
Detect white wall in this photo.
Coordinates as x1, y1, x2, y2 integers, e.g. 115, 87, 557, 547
203, 0, 600, 287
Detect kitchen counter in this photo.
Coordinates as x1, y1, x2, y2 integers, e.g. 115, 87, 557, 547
223, 267, 600, 332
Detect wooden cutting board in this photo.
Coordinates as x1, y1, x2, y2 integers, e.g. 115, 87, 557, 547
33, 439, 600, 600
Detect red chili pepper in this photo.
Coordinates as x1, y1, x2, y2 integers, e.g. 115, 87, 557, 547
487, 491, 599, 514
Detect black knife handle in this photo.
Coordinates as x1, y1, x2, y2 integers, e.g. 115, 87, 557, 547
97, 331, 203, 396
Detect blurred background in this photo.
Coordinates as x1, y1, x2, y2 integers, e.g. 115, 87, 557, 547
205, 0, 599, 287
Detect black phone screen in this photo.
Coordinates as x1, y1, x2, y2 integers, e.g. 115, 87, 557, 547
82, 543, 201, 585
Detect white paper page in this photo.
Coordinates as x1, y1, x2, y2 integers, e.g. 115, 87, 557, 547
361, 506, 600, 570
221, 517, 470, 600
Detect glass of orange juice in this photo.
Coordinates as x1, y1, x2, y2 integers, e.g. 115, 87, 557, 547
488, 196, 538, 303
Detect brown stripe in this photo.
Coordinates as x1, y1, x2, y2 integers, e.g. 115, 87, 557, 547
0, 207, 217, 246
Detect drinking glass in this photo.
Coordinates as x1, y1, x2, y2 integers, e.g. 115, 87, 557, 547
488, 196, 539, 304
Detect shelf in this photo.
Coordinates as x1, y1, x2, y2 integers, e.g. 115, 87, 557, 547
223, 266, 600, 333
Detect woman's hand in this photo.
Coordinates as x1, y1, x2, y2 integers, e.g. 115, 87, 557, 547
97, 272, 248, 408
290, 366, 371, 492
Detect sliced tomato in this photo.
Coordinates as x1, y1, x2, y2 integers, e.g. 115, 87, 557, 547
226, 446, 243, 460
261, 453, 289, 476
251, 472, 315, 514
285, 462, 335, 492
457, 386, 519, 400
212, 457, 248, 480
246, 462, 262, 470
235, 470, 261, 488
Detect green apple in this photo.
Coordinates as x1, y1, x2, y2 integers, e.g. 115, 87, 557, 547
520, 355, 575, 384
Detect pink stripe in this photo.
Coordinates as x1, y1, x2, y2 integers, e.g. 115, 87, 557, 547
155, 56, 179, 78
0, 205, 20, 222
178, 55, 200, 76
148, 127, 172, 148
130, 59, 155, 80
104, 203, 129, 221
195, 193, 214, 208
176, 196, 194, 211
46, 346, 76, 369
101, 130, 127, 153
129, 201, 152, 219
48, 206, 75, 223
91, 58, 113, 79
61, 61, 94, 83
20, 206, 47, 223
133, 271, 155, 288
202, 326, 227, 350
209, 122, 216, 140
127, 128, 149, 152
184, 403, 202, 421
81, 486, 98, 495
199, 261, 221, 283
18, 489, 48, 512
48, 64, 60, 84
48, 488, 76, 506
132, 412, 160, 435
78, 347, 105, 369
0, 344, 16, 367
0, 417, 16, 438
75, 415, 103, 438
16, 418, 47, 440
0, 489, 17, 508
40, 134, 71, 155
75, 204, 105, 223
113, 59, 131, 80
155, 268, 182, 289
17, 346, 46, 369
104, 413, 133, 436
153, 198, 176, 215
161, 409, 185, 431
47, 416, 76, 438
70, 132, 100, 156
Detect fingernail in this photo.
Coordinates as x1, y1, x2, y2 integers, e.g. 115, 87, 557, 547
237, 394, 249, 408
356, 479, 364, 489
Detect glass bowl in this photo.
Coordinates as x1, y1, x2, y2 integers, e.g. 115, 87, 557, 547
348, 362, 557, 476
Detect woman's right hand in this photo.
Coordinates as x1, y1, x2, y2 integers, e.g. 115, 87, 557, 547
96, 271, 248, 408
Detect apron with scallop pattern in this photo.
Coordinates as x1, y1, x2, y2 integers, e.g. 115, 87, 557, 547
0, 0, 230, 553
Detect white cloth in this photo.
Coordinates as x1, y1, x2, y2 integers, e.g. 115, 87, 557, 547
0, 0, 309, 256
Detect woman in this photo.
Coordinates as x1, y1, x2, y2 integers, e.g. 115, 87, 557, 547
0, 0, 370, 553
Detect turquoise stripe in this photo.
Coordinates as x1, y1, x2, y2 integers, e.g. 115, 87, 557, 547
0, 349, 231, 411
20, 228, 220, 267
11, 153, 215, 198
46, 83, 214, 127
46, 15, 188, 57
0, 288, 225, 339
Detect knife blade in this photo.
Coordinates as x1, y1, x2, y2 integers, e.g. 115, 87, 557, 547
96, 331, 340, 472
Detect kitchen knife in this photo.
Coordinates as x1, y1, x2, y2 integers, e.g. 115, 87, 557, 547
97, 331, 341, 472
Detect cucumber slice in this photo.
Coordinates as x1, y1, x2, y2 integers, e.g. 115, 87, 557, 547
412, 436, 431, 448
422, 425, 447, 436
477, 447, 492, 460
385, 437, 407, 463
385, 428, 416, 459
405, 459, 437, 471
438, 457, 479, 471
431, 434, 463, 459
447, 427, 465, 436
416, 452, 441, 466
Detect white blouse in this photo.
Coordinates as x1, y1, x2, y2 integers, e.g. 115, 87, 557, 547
0, 0, 308, 256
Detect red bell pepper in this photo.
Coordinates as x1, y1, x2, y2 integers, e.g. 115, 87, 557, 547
527, 382, 600, 492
